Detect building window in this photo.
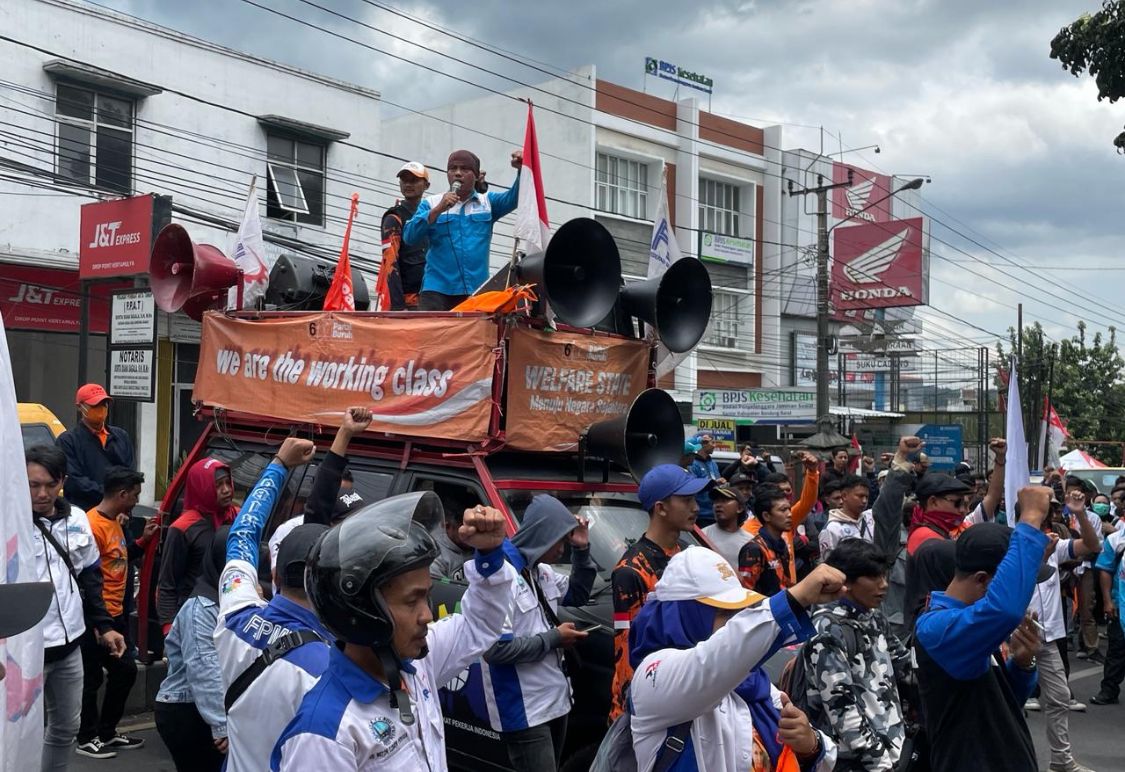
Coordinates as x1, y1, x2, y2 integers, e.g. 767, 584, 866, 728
698, 178, 742, 236
596, 152, 649, 219
266, 133, 325, 226
703, 289, 744, 348
54, 83, 133, 193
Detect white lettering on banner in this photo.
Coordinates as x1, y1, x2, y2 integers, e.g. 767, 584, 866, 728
523, 366, 633, 397
840, 287, 914, 301
88, 221, 143, 249
211, 347, 457, 403
8, 284, 81, 307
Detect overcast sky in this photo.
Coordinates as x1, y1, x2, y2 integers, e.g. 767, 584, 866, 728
104, 0, 1125, 354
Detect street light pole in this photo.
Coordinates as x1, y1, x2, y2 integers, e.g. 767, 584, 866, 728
815, 185, 832, 419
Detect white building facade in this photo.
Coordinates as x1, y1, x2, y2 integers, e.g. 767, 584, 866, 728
0, 0, 384, 502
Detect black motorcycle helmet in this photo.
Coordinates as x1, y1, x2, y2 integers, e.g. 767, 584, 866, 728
305, 490, 442, 649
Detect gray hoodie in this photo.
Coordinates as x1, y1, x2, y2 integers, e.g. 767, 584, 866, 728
484, 495, 597, 665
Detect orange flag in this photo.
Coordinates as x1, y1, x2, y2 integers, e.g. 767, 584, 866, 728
323, 193, 359, 311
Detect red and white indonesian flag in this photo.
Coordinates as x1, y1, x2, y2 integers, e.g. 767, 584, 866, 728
228, 177, 269, 310
1004, 356, 1030, 511
513, 102, 550, 254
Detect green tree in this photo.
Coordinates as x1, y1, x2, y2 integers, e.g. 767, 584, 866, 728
1050, 1, 1125, 152
998, 322, 1125, 463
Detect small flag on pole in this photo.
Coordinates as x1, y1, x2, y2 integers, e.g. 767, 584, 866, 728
323, 193, 359, 312
647, 165, 690, 377
1004, 356, 1030, 512
228, 176, 269, 309
512, 101, 550, 254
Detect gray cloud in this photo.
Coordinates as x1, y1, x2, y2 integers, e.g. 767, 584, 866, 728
99, 0, 1125, 340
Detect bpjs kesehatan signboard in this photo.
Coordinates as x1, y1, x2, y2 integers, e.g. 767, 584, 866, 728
831, 217, 926, 312
832, 163, 893, 223
78, 194, 172, 279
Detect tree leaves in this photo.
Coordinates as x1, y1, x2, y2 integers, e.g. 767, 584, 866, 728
1050, 1, 1125, 151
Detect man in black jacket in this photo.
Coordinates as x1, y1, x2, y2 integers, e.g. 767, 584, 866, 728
56, 384, 135, 512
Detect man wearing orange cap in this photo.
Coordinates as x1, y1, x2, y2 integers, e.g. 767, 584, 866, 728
56, 384, 135, 512
378, 161, 431, 310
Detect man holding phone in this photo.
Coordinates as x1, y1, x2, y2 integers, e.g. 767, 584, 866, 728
479, 495, 596, 772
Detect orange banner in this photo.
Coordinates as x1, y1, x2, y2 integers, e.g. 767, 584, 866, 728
194, 312, 498, 441
505, 327, 650, 452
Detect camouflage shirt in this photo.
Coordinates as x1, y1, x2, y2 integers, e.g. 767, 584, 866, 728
803, 601, 912, 771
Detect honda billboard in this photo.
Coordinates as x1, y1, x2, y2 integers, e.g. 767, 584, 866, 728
831, 217, 926, 313
832, 163, 893, 223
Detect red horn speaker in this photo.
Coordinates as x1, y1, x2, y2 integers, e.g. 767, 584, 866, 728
150, 224, 241, 321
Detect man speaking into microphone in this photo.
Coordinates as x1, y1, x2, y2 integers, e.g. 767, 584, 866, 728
403, 148, 522, 311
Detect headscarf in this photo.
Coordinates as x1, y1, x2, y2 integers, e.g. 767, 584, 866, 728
183, 457, 237, 527
629, 598, 716, 670
191, 525, 231, 603
629, 597, 789, 768
447, 149, 480, 174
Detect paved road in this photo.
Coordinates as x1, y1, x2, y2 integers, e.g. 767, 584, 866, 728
72, 652, 1125, 771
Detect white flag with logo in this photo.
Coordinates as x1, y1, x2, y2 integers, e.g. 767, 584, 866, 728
1004, 356, 1030, 513
647, 167, 692, 377
228, 177, 269, 309
647, 166, 682, 279
0, 310, 45, 771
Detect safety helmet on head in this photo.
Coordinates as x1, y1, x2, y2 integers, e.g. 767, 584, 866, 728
304, 491, 442, 648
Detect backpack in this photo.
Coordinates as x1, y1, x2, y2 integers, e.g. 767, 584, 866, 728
777, 621, 860, 727
590, 688, 692, 772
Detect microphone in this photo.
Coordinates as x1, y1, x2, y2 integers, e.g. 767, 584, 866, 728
451, 180, 462, 195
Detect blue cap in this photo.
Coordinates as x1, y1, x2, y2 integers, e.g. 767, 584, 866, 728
638, 464, 712, 511
683, 439, 702, 455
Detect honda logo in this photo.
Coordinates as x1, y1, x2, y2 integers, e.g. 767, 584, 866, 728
842, 230, 907, 284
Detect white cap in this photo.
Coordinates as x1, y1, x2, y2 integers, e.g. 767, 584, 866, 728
653, 546, 764, 610
396, 161, 429, 180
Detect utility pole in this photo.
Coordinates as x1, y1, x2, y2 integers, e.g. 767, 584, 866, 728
788, 170, 853, 420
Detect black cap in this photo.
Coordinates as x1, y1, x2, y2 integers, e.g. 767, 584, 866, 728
728, 472, 755, 487
0, 581, 53, 638
955, 522, 1054, 582
709, 484, 745, 505
915, 473, 973, 502
332, 490, 366, 523
277, 524, 329, 590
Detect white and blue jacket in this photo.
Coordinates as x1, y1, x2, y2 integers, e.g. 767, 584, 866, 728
215, 461, 333, 772
271, 548, 516, 771
478, 540, 595, 733
402, 176, 519, 296
630, 593, 836, 772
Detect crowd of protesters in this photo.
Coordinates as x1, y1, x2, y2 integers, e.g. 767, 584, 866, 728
14, 381, 1125, 772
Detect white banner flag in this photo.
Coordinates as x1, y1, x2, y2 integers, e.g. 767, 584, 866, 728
0, 311, 45, 771
228, 177, 269, 309
648, 166, 692, 377
1004, 356, 1030, 514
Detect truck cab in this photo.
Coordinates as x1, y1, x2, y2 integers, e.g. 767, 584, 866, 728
137, 306, 701, 770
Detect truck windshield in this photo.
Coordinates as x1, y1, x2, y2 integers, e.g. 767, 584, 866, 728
500, 489, 657, 573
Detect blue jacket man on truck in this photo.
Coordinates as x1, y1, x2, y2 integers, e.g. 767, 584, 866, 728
403, 149, 522, 311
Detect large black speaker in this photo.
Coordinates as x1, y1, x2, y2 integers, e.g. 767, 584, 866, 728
584, 388, 684, 481
266, 253, 370, 311
620, 258, 713, 353
514, 218, 622, 328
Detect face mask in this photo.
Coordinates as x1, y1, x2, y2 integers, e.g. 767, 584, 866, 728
82, 404, 108, 427
1093, 502, 1111, 517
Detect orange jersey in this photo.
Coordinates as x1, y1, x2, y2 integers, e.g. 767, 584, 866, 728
86, 508, 128, 617
609, 536, 681, 721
